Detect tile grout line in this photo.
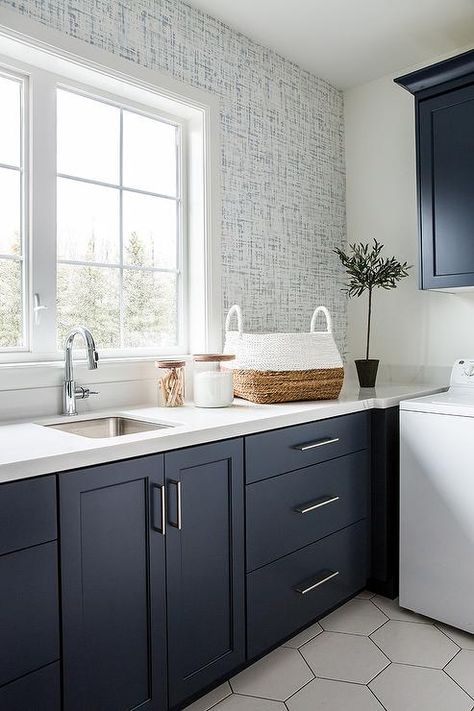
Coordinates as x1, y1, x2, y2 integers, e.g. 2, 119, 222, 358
366, 681, 390, 711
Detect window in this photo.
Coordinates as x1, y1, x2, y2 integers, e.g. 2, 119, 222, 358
0, 22, 220, 373
56, 89, 182, 351
0, 71, 26, 350
0, 49, 210, 363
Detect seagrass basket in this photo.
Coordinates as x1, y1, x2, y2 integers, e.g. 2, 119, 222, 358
223, 305, 344, 404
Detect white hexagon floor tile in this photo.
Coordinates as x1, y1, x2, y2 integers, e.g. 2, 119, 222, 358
282, 622, 323, 649
372, 596, 433, 624
445, 650, 474, 698
184, 682, 231, 710
369, 663, 473, 711
286, 677, 385, 711
230, 647, 313, 701
371, 620, 459, 668
436, 623, 474, 650
300, 631, 389, 684
320, 598, 388, 635
211, 696, 287, 711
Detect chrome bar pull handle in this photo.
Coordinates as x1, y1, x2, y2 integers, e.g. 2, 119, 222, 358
294, 569, 340, 595
151, 484, 166, 535
293, 437, 340, 452
295, 495, 340, 514
169, 480, 182, 530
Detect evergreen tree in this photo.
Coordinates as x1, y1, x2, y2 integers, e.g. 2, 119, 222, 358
57, 234, 120, 349
124, 231, 174, 347
0, 239, 22, 348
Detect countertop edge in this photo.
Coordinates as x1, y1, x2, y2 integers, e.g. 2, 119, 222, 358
0, 383, 445, 484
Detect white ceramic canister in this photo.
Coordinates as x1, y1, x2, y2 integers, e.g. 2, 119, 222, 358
192, 354, 235, 408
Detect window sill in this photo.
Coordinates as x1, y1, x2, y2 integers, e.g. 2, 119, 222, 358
0, 354, 193, 392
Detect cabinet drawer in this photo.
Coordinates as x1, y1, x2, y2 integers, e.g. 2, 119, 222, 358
0, 542, 59, 686
246, 451, 368, 571
0, 476, 57, 555
0, 663, 60, 711
245, 412, 368, 483
247, 521, 367, 659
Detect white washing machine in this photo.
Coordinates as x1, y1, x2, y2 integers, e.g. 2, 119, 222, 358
400, 360, 474, 632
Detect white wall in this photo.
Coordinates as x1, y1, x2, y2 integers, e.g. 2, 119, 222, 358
344, 51, 474, 384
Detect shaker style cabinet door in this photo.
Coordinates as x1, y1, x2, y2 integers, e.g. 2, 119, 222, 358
59, 456, 167, 711
418, 83, 474, 288
165, 440, 245, 709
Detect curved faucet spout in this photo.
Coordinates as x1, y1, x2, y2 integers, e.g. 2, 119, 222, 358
63, 326, 99, 415
64, 326, 99, 381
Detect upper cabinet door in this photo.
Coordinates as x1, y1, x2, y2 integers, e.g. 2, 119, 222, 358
418, 84, 474, 289
59, 456, 167, 711
165, 440, 245, 709
395, 49, 474, 290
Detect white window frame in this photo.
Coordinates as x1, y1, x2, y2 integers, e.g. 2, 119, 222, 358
0, 66, 29, 352
0, 10, 221, 373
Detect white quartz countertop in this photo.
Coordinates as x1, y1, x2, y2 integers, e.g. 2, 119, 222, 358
0, 381, 445, 484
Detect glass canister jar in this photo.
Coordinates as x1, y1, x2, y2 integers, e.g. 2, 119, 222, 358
155, 360, 185, 407
193, 354, 235, 408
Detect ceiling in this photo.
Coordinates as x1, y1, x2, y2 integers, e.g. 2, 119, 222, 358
185, 0, 474, 88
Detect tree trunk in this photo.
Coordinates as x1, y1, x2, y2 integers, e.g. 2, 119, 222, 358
366, 288, 372, 360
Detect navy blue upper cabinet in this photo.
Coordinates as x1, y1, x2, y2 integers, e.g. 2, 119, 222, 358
59, 456, 167, 711
165, 440, 245, 709
395, 49, 474, 289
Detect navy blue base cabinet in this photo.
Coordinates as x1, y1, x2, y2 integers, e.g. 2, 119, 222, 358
368, 407, 400, 598
0, 410, 381, 711
165, 440, 245, 709
0, 476, 60, 707
59, 456, 167, 711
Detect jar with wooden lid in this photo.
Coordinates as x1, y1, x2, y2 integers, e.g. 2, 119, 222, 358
193, 354, 235, 408
155, 360, 185, 407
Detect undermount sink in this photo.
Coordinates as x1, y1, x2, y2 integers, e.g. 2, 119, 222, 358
45, 416, 173, 438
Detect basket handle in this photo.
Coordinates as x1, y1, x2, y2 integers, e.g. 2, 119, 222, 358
225, 305, 243, 335
310, 306, 333, 334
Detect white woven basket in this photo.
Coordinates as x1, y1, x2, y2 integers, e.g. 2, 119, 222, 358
224, 305, 343, 371
223, 305, 344, 404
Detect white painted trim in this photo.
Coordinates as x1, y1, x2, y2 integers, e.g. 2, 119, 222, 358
0, 8, 223, 383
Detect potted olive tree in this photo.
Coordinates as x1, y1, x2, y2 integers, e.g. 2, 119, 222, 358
334, 239, 411, 388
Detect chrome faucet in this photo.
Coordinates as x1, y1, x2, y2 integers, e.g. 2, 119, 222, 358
63, 326, 99, 416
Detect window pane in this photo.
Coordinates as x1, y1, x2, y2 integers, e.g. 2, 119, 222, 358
0, 168, 21, 255
123, 270, 176, 348
0, 75, 21, 167
123, 111, 177, 196
57, 90, 120, 183
123, 192, 177, 269
57, 178, 120, 263
0, 259, 23, 348
57, 264, 120, 349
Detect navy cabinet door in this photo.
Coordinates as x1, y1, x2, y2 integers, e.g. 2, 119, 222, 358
59, 456, 167, 711
165, 440, 245, 709
418, 83, 474, 288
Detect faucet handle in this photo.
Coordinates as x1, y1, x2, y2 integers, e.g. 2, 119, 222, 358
74, 386, 100, 400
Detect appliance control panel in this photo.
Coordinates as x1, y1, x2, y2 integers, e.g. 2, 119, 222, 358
450, 359, 474, 386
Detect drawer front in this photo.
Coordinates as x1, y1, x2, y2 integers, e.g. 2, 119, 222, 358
247, 451, 368, 571
0, 663, 61, 711
0, 542, 60, 686
247, 521, 367, 659
0, 476, 57, 555
245, 412, 368, 483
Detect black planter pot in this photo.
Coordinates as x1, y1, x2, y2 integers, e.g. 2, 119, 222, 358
355, 359, 379, 388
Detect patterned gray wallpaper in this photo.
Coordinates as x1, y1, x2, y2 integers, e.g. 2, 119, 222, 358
0, 0, 347, 349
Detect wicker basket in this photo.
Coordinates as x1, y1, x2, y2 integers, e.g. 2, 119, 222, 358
224, 305, 344, 404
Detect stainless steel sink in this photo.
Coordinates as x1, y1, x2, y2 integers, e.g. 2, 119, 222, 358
45, 416, 173, 438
